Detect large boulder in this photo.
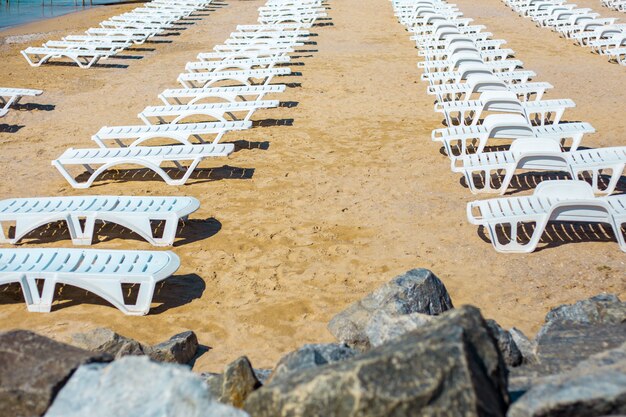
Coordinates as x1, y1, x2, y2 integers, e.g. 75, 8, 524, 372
541, 294, 625, 332
509, 295, 626, 398
0, 330, 112, 417
71, 327, 147, 359
508, 343, 626, 417
270, 343, 357, 382
245, 306, 508, 417
44, 356, 249, 417
147, 330, 198, 364
327, 268, 453, 350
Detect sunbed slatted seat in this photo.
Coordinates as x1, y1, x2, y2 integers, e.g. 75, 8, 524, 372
44, 40, 130, 54
229, 30, 310, 40
21, 47, 108, 68
138, 99, 280, 124
185, 56, 290, 73
0, 196, 199, 246
427, 74, 552, 102
434, 91, 575, 126
53, 143, 234, 188
197, 50, 291, 61
0, 88, 43, 118
177, 67, 292, 89
467, 180, 626, 252
432, 114, 594, 158
92, 120, 251, 147
158, 84, 287, 105
0, 248, 180, 314
86, 28, 156, 43
453, 138, 625, 194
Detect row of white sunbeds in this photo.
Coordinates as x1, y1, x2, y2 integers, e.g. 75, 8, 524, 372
602, 0, 626, 11
0, 88, 43, 118
21, 0, 213, 68
503, 0, 626, 65
0, 0, 327, 315
392, 0, 625, 253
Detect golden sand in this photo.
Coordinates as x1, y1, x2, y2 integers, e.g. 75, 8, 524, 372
0, 0, 624, 372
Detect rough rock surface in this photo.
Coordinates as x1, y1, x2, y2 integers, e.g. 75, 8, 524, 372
45, 356, 249, 417
327, 268, 453, 349
509, 296, 626, 397
245, 306, 508, 417
486, 319, 523, 367
253, 369, 272, 384
270, 343, 357, 382
148, 331, 198, 364
508, 343, 626, 417
220, 357, 262, 408
542, 294, 625, 330
0, 330, 111, 417
71, 327, 146, 358
364, 310, 434, 348
509, 328, 538, 365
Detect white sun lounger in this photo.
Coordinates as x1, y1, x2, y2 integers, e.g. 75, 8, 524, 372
197, 50, 292, 61
178, 67, 292, 88
86, 28, 156, 44
0, 88, 43, 118
0, 248, 180, 315
44, 40, 130, 54
63, 35, 135, 46
138, 99, 280, 124
427, 74, 552, 103
53, 143, 234, 188
0, 196, 199, 246
432, 113, 594, 158
435, 91, 575, 126
229, 29, 310, 40
158, 84, 287, 105
453, 139, 625, 194
422, 65, 535, 85
21, 47, 109, 68
467, 180, 626, 253
92, 120, 251, 147
213, 42, 298, 53
236, 23, 306, 32
185, 56, 290, 73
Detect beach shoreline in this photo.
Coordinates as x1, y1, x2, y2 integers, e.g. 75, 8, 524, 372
0, 0, 624, 373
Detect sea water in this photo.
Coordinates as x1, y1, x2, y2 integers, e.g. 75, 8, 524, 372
0, 0, 131, 29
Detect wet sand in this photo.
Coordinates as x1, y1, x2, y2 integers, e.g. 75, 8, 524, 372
0, 0, 624, 372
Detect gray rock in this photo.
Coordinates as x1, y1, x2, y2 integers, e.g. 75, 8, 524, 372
45, 356, 249, 417
509, 328, 538, 365
508, 343, 626, 417
148, 331, 198, 364
203, 372, 224, 398
0, 330, 112, 417
539, 294, 625, 339
486, 320, 523, 367
270, 343, 357, 382
219, 357, 261, 408
253, 369, 272, 384
327, 268, 454, 350
245, 306, 508, 417
365, 310, 434, 348
71, 327, 146, 359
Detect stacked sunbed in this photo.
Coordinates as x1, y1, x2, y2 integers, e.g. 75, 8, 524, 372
391, 0, 625, 253
601, 0, 626, 12
502, 0, 626, 65
1, 0, 326, 315
21, 0, 212, 68
0, 88, 43, 118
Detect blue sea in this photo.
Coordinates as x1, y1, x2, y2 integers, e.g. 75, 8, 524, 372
0, 0, 132, 29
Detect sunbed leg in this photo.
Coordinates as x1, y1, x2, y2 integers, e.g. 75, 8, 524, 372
21, 276, 56, 313
67, 214, 96, 245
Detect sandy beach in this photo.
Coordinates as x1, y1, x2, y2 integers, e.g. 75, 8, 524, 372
0, 0, 624, 373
